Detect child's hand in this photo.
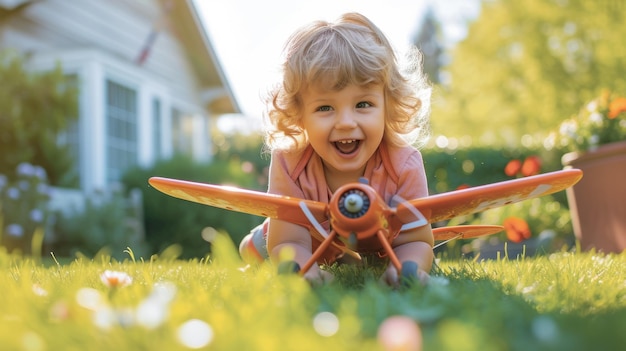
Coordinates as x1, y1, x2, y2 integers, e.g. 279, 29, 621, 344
380, 262, 430, 287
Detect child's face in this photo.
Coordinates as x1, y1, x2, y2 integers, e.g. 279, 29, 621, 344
300, 83, 385, 179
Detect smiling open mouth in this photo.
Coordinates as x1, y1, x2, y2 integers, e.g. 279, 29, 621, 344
334, 140, 360, 154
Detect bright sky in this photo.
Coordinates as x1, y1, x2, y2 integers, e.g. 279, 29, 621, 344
194, 0, 479, 121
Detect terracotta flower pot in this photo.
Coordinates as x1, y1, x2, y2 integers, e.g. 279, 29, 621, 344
562, 141, 626, 253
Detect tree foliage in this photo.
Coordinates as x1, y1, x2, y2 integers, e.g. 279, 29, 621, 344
0, 51, 78, 185
432, 0, 626, 146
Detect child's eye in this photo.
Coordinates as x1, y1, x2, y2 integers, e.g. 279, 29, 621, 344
317, 105, 333, 112
356, 101, 372, 108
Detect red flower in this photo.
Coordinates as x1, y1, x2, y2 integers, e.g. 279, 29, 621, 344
503, 217, 531, 243
504, 159, 522, 177
608, 97, 626, 119
456, 184, 470, 190
521, 156, 541, 177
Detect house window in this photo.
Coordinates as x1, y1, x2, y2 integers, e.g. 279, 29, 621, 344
152, 98, 162, 159
105, 80, 138, 183
171, 108, 193, 155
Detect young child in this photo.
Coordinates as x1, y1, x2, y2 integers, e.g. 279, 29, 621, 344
240, 12, 433, 286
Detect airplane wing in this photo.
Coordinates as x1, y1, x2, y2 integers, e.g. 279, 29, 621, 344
148, 177, 328, 228
396, 169, 582, 224
432, 225, 503, 241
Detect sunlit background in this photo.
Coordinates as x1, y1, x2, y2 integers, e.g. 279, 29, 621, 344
195, 0, 479, 122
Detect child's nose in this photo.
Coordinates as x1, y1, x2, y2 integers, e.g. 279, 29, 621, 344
335, 110, 357, 129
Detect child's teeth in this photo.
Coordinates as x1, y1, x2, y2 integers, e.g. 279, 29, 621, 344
335, 140, 359, 154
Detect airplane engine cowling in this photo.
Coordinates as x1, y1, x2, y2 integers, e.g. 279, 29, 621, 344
329, 182, 391, 240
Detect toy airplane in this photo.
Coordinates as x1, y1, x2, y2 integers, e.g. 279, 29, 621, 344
148, 169, 582, 278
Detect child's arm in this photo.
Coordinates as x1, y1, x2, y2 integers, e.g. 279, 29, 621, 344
382, 224, 434, 286
267, 218, 333, 283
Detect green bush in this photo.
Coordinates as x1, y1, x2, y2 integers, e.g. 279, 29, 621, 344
51, 188, 150, 260
421, 144, 564, 194
122, 155, 267, 259
422, 144, 574, 256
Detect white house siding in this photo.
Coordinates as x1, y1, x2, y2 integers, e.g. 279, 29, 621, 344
0, 0, 234, 192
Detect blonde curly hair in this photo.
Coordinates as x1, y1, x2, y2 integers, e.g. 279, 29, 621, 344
264, 12, 431, 151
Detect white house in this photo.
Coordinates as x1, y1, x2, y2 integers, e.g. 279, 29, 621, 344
0, 0, 239, 193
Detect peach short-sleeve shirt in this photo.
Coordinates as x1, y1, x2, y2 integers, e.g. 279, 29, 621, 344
268, 142, 429, 208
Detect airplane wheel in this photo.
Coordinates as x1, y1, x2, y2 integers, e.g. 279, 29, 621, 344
400, 261, 418, 285
277, 260, 301, 275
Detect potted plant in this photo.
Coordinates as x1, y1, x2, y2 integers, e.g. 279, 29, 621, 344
551, 90, 626, 253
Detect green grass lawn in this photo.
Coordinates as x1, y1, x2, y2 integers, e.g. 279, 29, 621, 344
2, 235, 625, 351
